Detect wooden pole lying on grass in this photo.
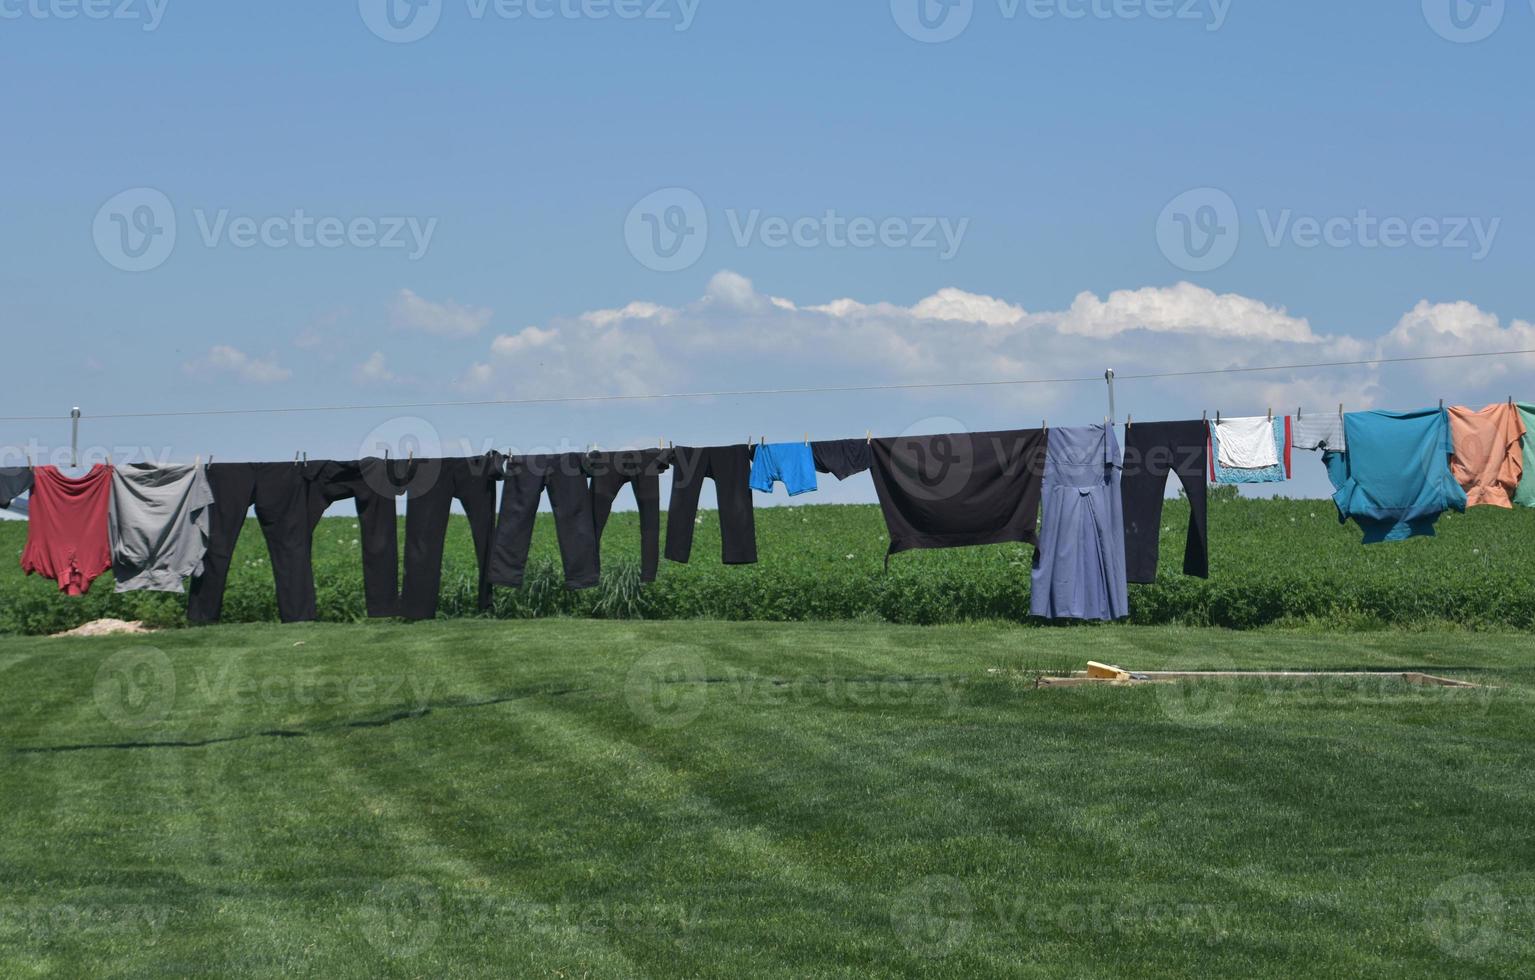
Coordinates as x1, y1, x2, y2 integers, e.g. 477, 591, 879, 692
1040, 669, 1484, 689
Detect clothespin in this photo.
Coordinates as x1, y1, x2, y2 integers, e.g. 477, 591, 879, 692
1297, 406, 1303, 420
1216, 411, 1222, 425
384, 448, 390, 460
408, 448, 414, 463
295, 451, 302, 466
207, 455, 214, 465
1338, 403, 1344, 417
1439, 399, 1445, 410
1267, 407, 1273, 423
804, 432, 809, 446
1126, 414, 1132, 432
1202, 410, 1208, 422
195, 454, 200, 467
865, 430, 872, 444
1042, 418, 1048, 431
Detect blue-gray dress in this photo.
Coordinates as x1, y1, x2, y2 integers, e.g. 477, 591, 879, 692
1030, 425, 1129, 621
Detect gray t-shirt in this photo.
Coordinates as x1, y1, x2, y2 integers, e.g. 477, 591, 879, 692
109, 463, 215, 593
1292, 415, 1347, 452
0, 467, 33, 510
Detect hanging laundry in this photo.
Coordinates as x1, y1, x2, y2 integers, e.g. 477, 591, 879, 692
1448, 403, 1526, 508
1120, 420, 1208, 583
490, 453, 600, 591
305, 458, 413, 617
1327, 409, 1466, 543
400, 455, 500, 621
1292, 413, 1347, 453
0, 466, 33, 510
1209, 416, 1291, 484
1215, 416, 1279, 469
109, 462, 215, 594
869, 429, 1047, 560
21, 465, 114, 596
587, 449, 669, 584
665, 445, 758, 565
189, 463, 321, 624
749, 442, 818, 496
811, 439, 872, 481
1515, 403, 1535, 509
1031, 426, 1129, 621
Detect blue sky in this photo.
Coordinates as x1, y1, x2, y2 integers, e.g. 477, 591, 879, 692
1, 0, 1532, 509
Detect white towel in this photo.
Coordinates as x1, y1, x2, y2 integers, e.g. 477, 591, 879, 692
1216, 417, 1279, 469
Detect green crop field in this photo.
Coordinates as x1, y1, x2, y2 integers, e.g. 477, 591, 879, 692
2, 493, 1534, 635
1, 621, 1531, 977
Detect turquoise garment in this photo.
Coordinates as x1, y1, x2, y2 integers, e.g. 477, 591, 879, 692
749, 443, 818, 496
1325, 408, 1466, 543
1515, 403, 1535, 509
1210, 416, 1288, 484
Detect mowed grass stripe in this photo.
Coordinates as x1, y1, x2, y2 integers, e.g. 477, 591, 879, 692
2, 622, 1533, 976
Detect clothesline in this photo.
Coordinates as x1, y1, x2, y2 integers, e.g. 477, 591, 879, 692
0, 347, 1530, 424
8, 404, 1534, 626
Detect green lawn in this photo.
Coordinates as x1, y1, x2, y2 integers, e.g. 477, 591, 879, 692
1, 621, 1530, 977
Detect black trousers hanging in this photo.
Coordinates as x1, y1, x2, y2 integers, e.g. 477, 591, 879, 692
305, 458, 411, 618
489, 453, 600, 590
1120, 421, 1209, 583
400, 456, 499, 621
586, 449, 669, 583
189, 462, 318, 625
664, 444, 757, 565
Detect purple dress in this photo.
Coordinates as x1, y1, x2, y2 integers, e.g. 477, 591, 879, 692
1030, 425, 1129, 621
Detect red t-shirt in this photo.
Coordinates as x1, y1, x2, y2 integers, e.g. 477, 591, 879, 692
21, 465, 114, 596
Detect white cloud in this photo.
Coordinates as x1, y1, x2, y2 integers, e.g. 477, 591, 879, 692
910, 287, 1026, 327
702, 270, 762, 310
581, 302, 676, 328
490, 326, 560, 357
355, 351, 395, 384
1377, 300, 1535, 396
449, 271, 1530, 421
185, 346, 291, 384
1058, 282, 1316, 342
390, 288, 493, 337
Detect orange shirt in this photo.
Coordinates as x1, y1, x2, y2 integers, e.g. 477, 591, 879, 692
1448, 404, 1526, 508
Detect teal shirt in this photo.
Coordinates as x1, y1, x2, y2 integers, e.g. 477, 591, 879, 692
1515, 403, 1535, 508
1325, 408, 1467, 543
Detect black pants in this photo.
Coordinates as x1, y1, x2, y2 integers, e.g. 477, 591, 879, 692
1121, 421, 1209, 583
586, 449, 668, 583
400, 456, 499, 621
189, 462, 317, 625
490, 453, 599, 590
306, 459, 410, 618
665, 445, 757, 565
